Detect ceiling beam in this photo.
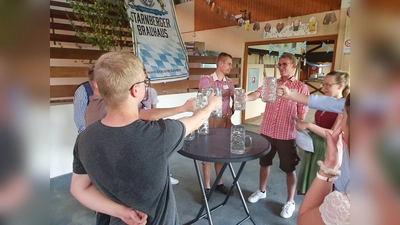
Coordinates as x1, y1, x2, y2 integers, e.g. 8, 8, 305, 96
248, 48, 302, 57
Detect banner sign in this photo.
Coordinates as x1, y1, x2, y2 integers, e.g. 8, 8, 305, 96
126, 0, 189, 82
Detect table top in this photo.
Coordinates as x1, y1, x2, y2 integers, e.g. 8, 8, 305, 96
178, 128, 271, 163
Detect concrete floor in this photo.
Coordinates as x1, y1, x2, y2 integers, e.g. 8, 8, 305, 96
51, 110, 316, 225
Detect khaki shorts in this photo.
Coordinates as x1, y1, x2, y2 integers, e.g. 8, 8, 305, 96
259, 135, 299, 172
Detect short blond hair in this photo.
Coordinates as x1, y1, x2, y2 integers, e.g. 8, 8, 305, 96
94, 51, 143, 106
280, 53, 297, 65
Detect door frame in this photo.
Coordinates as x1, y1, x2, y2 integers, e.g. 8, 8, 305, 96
241, 34, 338, 124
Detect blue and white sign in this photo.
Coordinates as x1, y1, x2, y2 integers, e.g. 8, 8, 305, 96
126, 0, 189, 82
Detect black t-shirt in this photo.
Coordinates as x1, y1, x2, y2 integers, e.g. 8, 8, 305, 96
73, 119, 186, 225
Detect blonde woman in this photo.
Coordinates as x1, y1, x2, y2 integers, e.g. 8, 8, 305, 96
296, 70, 350, 194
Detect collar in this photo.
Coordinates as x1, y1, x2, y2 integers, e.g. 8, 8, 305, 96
278, 76, 296, 82
89, 95, 103, 101
212, 72, 227, 82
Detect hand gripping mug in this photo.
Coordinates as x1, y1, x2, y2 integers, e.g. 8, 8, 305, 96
211, 88, 222, 118
234, 88, 246, 110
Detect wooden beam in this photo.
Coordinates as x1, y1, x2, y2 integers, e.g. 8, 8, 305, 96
306, 52, 334, 63
50, 33, 133, 46
248, 48, 302, 57
151, 80, 199, 90
51, 98, 74, 104
50, 47, 105, 60
51, 66, 90, 78
188, 68, 240, 76
50, 9, 130, 27
50, 22, 131, 37
50, 0, 70, 8
50, 85, 78, 98
188, 56, 241, 65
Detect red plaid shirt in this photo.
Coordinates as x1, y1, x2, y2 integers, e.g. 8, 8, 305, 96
256, 76, 309, 140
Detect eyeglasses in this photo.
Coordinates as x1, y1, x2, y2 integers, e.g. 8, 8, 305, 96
320, 83, 338, 88
276, 63, 292, 68
130, 77, 150, 90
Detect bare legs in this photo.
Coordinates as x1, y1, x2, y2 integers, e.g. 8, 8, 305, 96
258, 166, 296, 203
286, 171, 296, 203
258, 166, 270, 192
202, 162, 224, 188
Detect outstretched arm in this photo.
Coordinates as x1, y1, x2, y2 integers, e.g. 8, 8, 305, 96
246, 91, 261, 102
139, 98, 196, 121
179, 93, 222, 136
278, 85, 345, 113
71, 173, 147, 225
298, 115, 344, 225
278, 85, 308, 105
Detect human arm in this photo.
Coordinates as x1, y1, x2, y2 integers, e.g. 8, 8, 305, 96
296, 83, 309, 120
296, 121, 333, 138
150, 88, 159, 109
296, 114, 342, 138
139, 98, 196, 121
246, 89, 261, 101
73, 86, 87, 134
278, 84, 309, 104
278, 85, 345, 113
298, 115, 344, 225
179, 93, 222, 136
297, 113, 306, 121
70, 173, 147, 225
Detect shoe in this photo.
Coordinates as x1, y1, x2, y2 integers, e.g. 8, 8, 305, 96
170, 176, 179, 185
215, 184, 235, 196
248, 190, 266, 203
201, 189, 211, 204
280, 201, 295, 218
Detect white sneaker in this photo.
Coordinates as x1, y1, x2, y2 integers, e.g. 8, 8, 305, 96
248, 190, 266, 203
170, 176, 179, 185
280, 201, 295, 218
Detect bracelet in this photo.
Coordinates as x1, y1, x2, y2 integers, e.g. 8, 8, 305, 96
317, 160, 341, 176
316, 171, 338, 182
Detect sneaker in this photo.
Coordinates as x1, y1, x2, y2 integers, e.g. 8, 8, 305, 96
170, 176, 179, 185
248, 190, 266, 203
215, 184, 235, 196
280, 201, 295, 218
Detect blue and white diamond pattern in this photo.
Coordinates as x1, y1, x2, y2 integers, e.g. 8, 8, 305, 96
138, 40, 188, 81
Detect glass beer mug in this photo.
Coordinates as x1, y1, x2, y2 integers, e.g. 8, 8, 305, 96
261, 77, 277, 103
234, 88, 246, 111
230, 125, 252, 155
211, 88, 222, 118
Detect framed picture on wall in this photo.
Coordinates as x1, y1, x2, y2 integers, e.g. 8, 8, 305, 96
248, 68, 259, 92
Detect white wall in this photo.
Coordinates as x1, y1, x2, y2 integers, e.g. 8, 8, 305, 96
50, 103, 77, 178
244, 64, 265, 120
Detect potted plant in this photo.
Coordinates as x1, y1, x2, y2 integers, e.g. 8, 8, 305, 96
67, 0, 133, 51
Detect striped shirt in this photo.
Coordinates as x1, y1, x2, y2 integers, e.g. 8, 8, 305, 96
256, 76, 309, 140
198, 72, 235, 115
